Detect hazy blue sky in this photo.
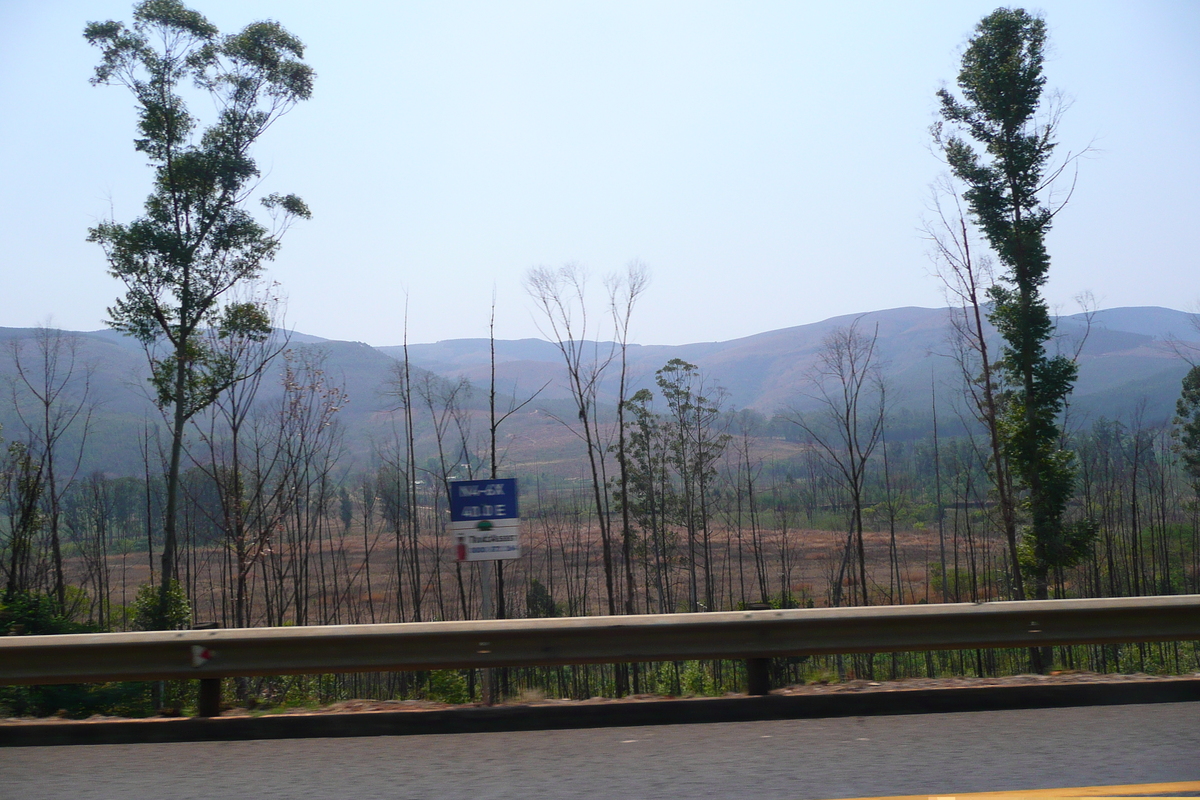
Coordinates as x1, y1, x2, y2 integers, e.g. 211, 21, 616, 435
1, 1, 1197, 346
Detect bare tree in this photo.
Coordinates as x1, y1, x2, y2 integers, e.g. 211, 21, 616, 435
190, 289, 290, 629
483, 292, 548, 639
607, 262, 649, 621
525, 265, 619, 618
791, 318, 886, 608
262, 349, 347, 626
9, 326, 94, 608
418, 368, 473, 622
924, 181, 1024, 600
485, 291, 549, 481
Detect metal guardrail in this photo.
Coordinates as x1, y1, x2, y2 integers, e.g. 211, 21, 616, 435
3, 596, 1198, 688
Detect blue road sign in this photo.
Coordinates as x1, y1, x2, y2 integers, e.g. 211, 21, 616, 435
449, 478, 519, 522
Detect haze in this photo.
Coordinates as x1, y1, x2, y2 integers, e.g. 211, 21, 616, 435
1, 0, 1196, 346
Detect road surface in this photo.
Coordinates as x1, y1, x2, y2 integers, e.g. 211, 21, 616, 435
3, 702, 1197, 799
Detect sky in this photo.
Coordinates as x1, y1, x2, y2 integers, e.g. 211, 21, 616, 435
1, 1, 1197, 347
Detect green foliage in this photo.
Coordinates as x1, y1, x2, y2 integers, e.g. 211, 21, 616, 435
376, 462, 411, 530
525, 579, 561, 618
425, 670, 469, 704
1174, 364, 1200, 492
0, 681, 155, 720
131, 579, 191, 631
935, 8, 1082, 597
803, 666, 840, 685
2, 442, 45, 599
654, 360, 731, 547
936, 10, 1053, 272
0, 592, 99, 636
85, 0, 313, 600
618, 368, 733, 613
617, 388, 675, 536
678, 660, 716, 696
656, 360, 732, 491
0, 592, 157, 719
1018, 518, 1097, 579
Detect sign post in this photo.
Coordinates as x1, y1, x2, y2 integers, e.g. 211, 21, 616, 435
449, 478, 520, 705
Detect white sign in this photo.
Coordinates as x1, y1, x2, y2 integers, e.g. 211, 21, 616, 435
451, 518, 521, 562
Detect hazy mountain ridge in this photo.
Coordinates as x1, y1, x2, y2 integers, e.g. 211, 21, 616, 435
394, 306, 1200, 421
1, 306, 1195, 476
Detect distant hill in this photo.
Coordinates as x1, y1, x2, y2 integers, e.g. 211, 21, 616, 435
395, 306, 1200, 423
1, 306, 1195, 476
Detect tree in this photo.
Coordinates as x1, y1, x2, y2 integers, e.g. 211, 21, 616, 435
526, 263, 647, 695
934, 8, 1091, 603
191, 292, 291, 629
485, 292, 549, 619
656, 358, 729, 613
85, 1, 314, 622
925, 183, 1024, 600
1175, 365, 1200, 495
525, 265, 619, 619
607, 263, 648, 621
8, 327, 94, 609
620, 388, 675, 613
791, 319, 885, 608
2, 442, 45, 601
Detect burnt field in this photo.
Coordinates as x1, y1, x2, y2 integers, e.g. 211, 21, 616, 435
68, 517, 973, 631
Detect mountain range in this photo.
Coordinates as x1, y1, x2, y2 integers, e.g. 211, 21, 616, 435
1, 306, 1195, 477
391, 305, 1200, 421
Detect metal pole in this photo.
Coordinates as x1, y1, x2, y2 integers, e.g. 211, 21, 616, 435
480, 562, 495, 705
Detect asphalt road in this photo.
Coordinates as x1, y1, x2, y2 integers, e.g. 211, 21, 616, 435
4, 702, 1197, 800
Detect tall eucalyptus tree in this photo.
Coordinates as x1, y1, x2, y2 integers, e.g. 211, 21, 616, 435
85, 1, 313, 621
934, 8, 1092, 602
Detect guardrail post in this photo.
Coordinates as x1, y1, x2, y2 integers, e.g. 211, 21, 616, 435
746, 657, 770, 696
194, 622, 221, 717
198, 678, 221, 718
745, 603, 773, 695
